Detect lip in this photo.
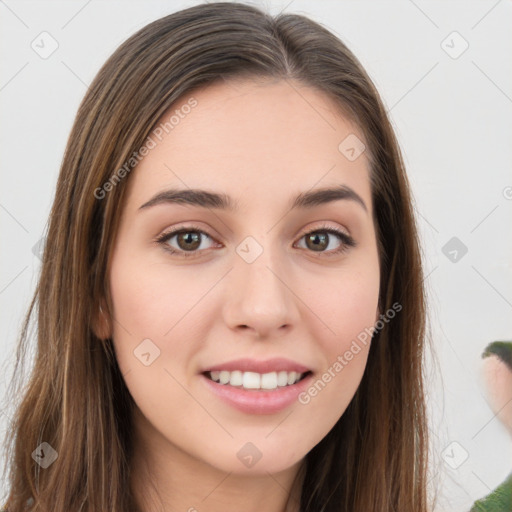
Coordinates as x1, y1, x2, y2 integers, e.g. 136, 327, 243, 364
201, 357, 312, 374
200, 371, 314, 415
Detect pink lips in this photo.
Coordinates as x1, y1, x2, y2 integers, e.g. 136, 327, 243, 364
199, 357, 314, 415
201, 357, 311, 374
200, 371, 313, 415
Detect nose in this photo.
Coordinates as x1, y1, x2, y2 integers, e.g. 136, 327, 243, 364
221, 243, 300, 339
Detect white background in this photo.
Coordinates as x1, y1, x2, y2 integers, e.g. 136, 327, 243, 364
1, 1, 511, 510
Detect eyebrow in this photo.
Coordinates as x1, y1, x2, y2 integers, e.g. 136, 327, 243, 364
138, 185, 368, 214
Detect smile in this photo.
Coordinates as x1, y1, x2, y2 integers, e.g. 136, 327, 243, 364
205, 370, 311, 390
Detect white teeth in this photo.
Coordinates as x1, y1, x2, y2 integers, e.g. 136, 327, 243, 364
206, 370, 306, 389
277, 371, 288, 387
287, 371, 297, 385
260, 372, 277, 389
243, 372, 260, 389
230, 370, 243, 386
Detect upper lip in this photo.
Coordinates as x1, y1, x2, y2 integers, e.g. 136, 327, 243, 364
201, 358, 312, 374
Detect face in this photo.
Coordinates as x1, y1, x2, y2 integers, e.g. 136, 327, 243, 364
98, 78, 381, 477
482, 355, 512, 436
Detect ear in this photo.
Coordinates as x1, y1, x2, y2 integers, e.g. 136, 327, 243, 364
92, 298, 112, 340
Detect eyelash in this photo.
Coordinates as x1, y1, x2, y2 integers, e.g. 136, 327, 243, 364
154, 223, 357, 259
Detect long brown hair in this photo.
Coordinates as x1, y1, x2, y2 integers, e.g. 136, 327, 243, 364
1, 2, 433, 510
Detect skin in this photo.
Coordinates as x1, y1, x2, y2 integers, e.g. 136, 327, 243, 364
95, 77, 381, 512
482, 355, 512, 438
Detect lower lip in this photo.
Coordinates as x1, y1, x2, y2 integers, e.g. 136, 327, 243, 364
200, 372, 313, 415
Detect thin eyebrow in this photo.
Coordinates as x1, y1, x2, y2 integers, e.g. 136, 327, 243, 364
138, 185, 368, 214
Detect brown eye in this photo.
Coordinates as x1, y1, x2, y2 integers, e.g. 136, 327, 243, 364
305, 232, 329, 252
295, 227, 356, 256
176, 231, 202, 251
156, 227, 217, 257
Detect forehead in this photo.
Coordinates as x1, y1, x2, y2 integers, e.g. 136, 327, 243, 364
122, 78, 372, 215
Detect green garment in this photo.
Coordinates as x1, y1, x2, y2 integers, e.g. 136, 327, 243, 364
470, 472, 512, 512
472, 341, 512, 511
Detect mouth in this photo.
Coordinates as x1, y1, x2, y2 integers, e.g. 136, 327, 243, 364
199, 368, 315, 414
202, 370, 313, 391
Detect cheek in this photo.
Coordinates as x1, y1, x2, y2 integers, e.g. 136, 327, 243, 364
293, 260, 379, 422
109, 248, 218, 336
107, 254, 214, 426
299, 260, 380, 353
107, 249, 218, 377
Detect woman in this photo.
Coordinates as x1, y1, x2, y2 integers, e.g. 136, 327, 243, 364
1, 2, 432, 511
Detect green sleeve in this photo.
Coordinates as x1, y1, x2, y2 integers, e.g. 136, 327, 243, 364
470, 473, 512, 512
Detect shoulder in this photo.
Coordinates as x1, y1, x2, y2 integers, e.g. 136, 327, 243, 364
470, 472, 512, 511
